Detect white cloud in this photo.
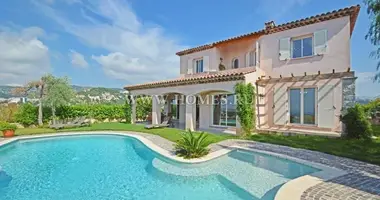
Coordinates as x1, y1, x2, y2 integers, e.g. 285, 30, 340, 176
32, 0, 183, 84
69, 50, 88, 68
0, 26, 51, 85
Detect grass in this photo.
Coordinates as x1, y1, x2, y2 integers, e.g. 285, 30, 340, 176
15, 122, 234, 145
13, 122, 380, 165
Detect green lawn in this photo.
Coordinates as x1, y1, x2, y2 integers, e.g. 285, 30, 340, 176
15, 122, 234, 145
13, 122, 380, 165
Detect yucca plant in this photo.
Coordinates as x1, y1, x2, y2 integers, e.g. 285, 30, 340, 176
174, 130, 210, 159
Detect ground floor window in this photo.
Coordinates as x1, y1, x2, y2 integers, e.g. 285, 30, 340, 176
212, 94, 237, 127
289, 88, 316, 125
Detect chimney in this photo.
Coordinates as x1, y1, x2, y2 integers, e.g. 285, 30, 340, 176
265, 21, 275, 30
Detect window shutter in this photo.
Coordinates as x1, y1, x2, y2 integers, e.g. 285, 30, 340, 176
279, 37, 290, 61
245, 52, 250, 67
203, 56, 209, 72
314, 29, 327, 55
256, 41, 260, 67
187, 59, 193, 74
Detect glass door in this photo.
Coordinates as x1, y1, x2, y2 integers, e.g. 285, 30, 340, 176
289, 88, 316, 125
212, 94, 237, 127
303, 88, 316, 124
289, 89, 301, 124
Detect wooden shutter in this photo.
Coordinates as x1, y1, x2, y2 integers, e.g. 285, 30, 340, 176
273, 85, 288, 125
279, 37, 290, 61
318, 85, 335, 128
314, 29, 327, 55
187, 59, 193, 74
203, 56, 209, 72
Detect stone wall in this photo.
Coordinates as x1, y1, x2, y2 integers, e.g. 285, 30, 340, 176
342, 77, 356, 110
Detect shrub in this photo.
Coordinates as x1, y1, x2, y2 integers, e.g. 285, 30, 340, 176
341, 104, 373, 139
363, 98, 380, 119
0, 121, 18, 131
174, 130, 210, 159
136, 97, 152, 120
14, 103, 37, 126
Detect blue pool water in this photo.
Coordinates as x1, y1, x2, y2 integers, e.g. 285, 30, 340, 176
0, 134, 319, 200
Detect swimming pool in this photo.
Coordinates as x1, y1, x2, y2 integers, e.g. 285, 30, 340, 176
0, 134, 320, 200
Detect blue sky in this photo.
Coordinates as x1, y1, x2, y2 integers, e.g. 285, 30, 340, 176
0, 0, 379, 97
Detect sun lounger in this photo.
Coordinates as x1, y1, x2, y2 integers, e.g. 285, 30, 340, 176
49, 117, 89, 130
63, 116, 89, 128
144, 116, 172, 129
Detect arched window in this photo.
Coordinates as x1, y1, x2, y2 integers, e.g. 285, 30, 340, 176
232, 58, 239, 69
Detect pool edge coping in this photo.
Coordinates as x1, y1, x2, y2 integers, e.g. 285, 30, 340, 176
0, 131, 347, 200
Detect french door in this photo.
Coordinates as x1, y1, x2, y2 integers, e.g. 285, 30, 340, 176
289, 88, 316, 125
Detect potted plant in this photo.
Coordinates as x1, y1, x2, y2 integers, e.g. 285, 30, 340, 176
0, 121, 17, 138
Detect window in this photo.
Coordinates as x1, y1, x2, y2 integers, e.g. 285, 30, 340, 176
195, 59, 203, 73
249, 51, 256, 66
212, 94, 236, 127
292, 36, 313, 59
232, 58, 239, 69
289, 88, 316, 125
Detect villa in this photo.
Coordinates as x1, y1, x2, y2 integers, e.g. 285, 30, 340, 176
125, 5, 360, 136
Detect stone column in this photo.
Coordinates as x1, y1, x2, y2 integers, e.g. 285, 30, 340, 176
152, 97, 161, 125
178, 95, 186, 124
185, 95, 196, 131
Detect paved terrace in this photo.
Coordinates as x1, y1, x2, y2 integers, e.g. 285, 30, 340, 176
1, 132, 379, 200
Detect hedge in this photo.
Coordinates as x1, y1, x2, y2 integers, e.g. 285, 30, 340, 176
15, 103, 131, 126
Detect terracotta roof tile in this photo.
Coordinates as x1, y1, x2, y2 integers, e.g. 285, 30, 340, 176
124, 67, 256, 91
176, 5, 360, 56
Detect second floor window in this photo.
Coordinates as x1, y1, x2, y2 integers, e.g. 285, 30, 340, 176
292, 36, 313, 59
232, 58, 239, 69
195, 59, 203, 73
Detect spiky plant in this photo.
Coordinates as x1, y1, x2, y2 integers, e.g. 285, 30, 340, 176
174, 130, 210, 159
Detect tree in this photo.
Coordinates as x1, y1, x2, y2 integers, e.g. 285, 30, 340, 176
365, 0, 380, 81
43, 75, 75, 124
13, 79, 46, 126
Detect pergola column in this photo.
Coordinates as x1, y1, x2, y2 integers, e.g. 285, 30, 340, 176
152, 97, 161, 124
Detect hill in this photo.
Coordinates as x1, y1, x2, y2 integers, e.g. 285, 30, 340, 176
0, 85, 127, 104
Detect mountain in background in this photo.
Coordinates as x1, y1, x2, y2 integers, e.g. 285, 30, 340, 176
0, 85, 127, 104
